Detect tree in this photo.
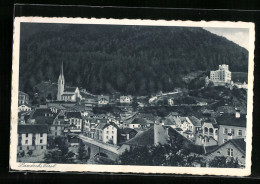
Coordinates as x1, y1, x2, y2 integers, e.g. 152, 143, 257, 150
44, 136, 75, 163
77, 140, 89, 162
208, 156, 240, 168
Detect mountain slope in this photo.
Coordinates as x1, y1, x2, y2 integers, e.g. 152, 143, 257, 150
19, 23, 248, 96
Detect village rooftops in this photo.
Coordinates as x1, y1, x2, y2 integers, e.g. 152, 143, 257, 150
121, 128, 137, 134
216, 113, 246, 127
131, 118, 147, 125
32, 108, 54, 118
18, 124, 48, 134
66, 112, 82, 119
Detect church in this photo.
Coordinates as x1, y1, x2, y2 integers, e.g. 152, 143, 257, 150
57, 62, 82, 102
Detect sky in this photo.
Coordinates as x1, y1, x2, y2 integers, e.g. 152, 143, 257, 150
203, 27, 249, 50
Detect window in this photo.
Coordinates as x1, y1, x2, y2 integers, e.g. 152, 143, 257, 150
20, 147, 22, 150
230, 129, 234, 135
55, 132, 57, 136
107, 131, 109, 134
215, 129, 218, 134
25, 140, 28, 144
41, 146, 44, 150
112, 131, 114, 134
106, 136, 108, 139
204, 127, 208, 134
223, 139, 227, 143
227, 148, 233, 157
112, 136, 113, 139
238, 130, 242, 136
224, 128, 228, 134
112, 127, 114, 130
26, 133, 28, 137
27, 146, 29, 150
40, 139, 42, 143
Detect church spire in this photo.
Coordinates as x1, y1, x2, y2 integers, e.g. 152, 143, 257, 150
61, 60, 64, 77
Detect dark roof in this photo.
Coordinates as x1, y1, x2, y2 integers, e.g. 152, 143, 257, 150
64, 87, 77, 92
205, 138, 246, 155
18, 124, 48, 133
66, 112, 82, 119
35, 117, 55, 126
124, 125, 168, 147
98, 95, 109, 101
121, 128, 137, 134
131, 118, 147, 125
188, 116, 201, 127
216, 113, 246, 127
32, 108, 53, 118
96, 122, 119, 130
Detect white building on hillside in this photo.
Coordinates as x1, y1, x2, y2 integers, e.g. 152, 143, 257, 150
210, 64, 231, 83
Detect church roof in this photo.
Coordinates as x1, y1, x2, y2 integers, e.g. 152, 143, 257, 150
64, 87, 77, 93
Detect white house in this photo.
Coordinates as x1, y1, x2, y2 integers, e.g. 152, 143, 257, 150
120, 95, 133, 103
18, 104, 31, 112
65, 112, 83, 133
98, 95, 109, 105
17, 124, 48, 151
210, 64, 231, 83
94, 122, 118, 145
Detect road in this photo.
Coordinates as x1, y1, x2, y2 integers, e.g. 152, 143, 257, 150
78, 134, 120, 155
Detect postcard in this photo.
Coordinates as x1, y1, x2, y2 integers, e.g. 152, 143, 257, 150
10, 17, 255, 176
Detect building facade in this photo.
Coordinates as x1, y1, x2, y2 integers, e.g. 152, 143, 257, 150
18, 91, 29, 105
17, 124, 48, 151
210, 64, 231, 83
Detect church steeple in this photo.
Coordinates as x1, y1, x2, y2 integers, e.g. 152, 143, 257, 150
57, 61, 65, 101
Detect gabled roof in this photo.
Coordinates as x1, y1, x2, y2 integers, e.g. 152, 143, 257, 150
98, 95, 109, 101
216, 113, 246, 127
19, 91, 29, 96
96, 122, 119, 130
35, 117, 55, 126
66, 112, 82, 119
124, 125, 168, 147
32, 108, 53, 118
121, 128, 137, 134
18, 124, 48, 133
131, 118, 147, 125
205, 138, 246, 155
64, 87, 77, 93
188, 116, 201, 127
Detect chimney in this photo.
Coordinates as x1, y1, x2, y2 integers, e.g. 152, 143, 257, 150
235, 109, 241, 118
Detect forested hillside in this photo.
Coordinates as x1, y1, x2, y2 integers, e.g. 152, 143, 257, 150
19, 23, 248, 95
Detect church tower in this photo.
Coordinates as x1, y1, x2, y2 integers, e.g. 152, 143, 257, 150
57, 61, 65, 101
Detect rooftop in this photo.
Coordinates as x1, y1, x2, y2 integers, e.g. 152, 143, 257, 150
64, 87, 77, 93
216, 113, 246, 127
18, 124, 48, 134
66, 112, 82, 119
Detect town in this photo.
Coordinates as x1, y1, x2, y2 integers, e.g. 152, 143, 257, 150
17, 63, 248, 167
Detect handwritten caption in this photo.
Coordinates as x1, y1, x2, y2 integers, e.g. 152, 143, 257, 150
18, 163, 56, 168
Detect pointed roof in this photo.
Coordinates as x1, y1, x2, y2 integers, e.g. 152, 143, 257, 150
58, 61, 65, 81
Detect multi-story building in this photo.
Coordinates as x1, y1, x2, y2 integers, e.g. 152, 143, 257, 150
17, 124, 48, 151
120, 95, 133, 103
216, 111, 246, 145
210, 64, 231, 83
65, 112, 83, 133
18, 91, 29, 105
94, 122, 118, 145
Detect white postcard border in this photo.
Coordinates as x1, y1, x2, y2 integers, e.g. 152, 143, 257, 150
10, 17, 255, 176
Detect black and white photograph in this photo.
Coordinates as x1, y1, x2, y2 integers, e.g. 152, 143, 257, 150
10, 17, 254, 176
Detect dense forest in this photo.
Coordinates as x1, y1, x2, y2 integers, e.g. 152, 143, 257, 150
19, 23, 248, 95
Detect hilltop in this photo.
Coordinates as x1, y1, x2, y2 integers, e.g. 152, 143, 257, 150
19, 23, 248, 95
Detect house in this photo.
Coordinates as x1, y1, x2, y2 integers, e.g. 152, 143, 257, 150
65, 112, 83, 133
98, 95, 109, 106
174, 117, 193, 133
18, 111, 31, 124
205, 138, 246, 167
216, 111, 246, 145
120, 95, 133, 103
50, 112, 68, 137
119, 124, 169, 152
158, 117, 176, 129
187, 116, 202, 134
17, 124, 48, 151
168, 98, 174, 106
18, 91, 29, 105
94, 122, 119, 145
124, 118, 148, 129
30, 108, 57, 126
120, 128, 138, 141
195, 118, 219, 146
18, 104, 31, 112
